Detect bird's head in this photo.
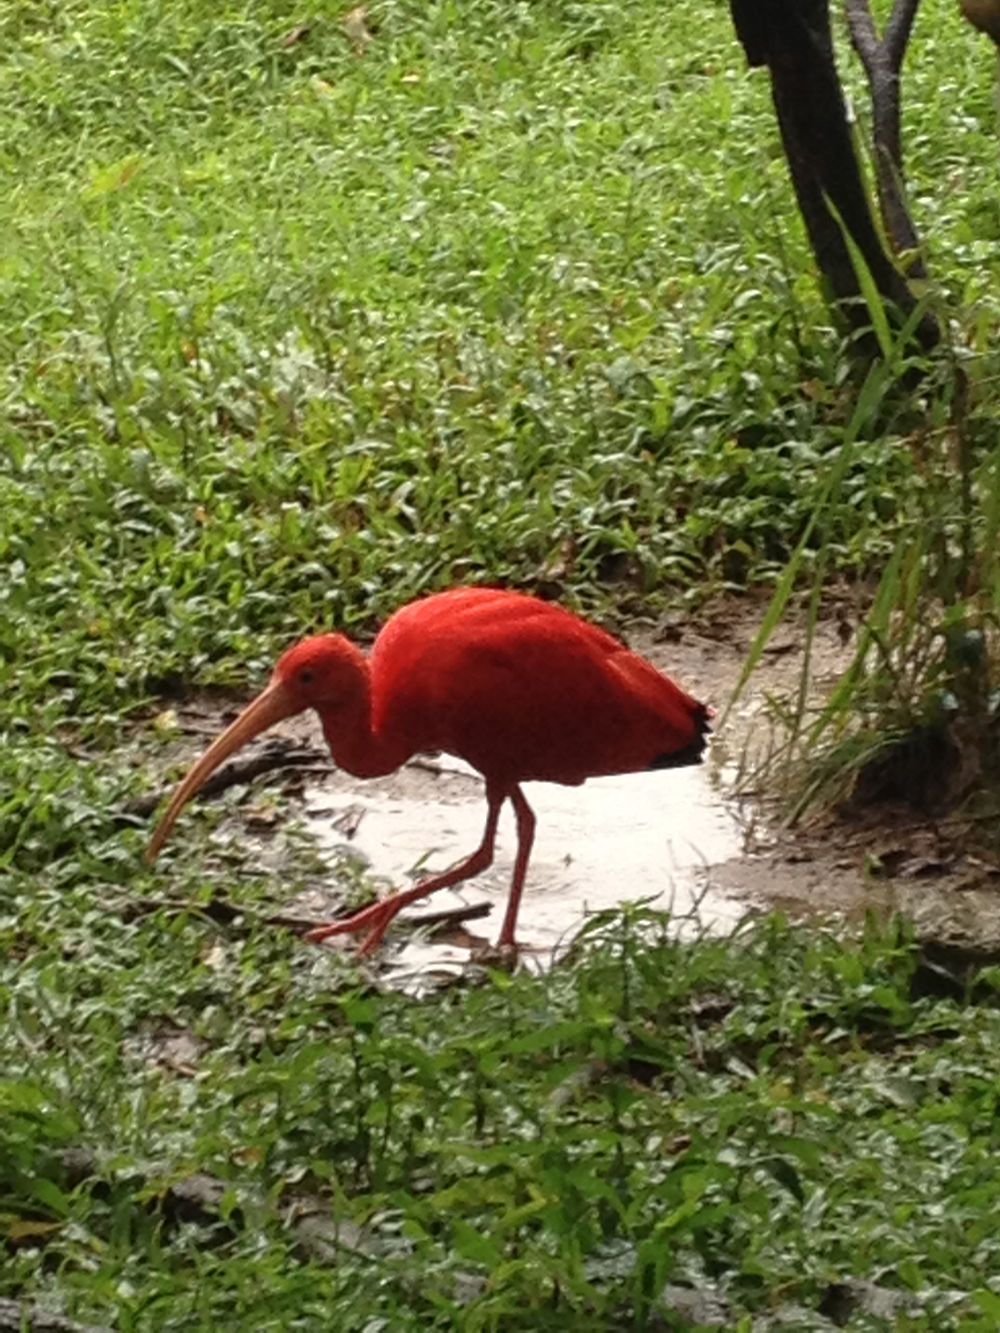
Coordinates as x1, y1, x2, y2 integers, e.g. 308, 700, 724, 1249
145, 632, 367, 863
272, 633, 369, 710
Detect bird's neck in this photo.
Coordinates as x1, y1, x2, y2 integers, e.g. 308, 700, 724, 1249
316, 652, 411, 779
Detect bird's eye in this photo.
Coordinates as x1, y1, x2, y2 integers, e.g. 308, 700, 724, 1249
298, 668, 315, 685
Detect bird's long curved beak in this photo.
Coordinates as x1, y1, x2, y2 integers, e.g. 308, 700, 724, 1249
145, 679, 300, 863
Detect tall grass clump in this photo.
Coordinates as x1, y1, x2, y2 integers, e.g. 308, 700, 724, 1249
730, 302, 1000, 828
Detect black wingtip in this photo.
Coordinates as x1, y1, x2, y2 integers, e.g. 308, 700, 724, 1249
649, 703, 712, 771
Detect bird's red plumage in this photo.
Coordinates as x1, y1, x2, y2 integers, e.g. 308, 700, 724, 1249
368, 587, 707, 784
150, 586, 709, 955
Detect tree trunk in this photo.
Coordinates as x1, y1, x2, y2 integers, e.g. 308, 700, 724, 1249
958, 0, 1000, 44
730, 0, 939, 354
845, 0, 925, 275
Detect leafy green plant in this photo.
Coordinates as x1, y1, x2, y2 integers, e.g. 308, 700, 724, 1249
2, 1, 1000, 1325
5, 887, 1000, 1329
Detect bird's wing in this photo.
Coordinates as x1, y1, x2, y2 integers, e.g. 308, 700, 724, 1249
373, 592, 706, 784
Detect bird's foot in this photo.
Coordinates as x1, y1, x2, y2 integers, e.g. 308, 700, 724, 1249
304, 896, 406, 956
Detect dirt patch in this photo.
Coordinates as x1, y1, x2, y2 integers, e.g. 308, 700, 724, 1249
635, 591, 853, 707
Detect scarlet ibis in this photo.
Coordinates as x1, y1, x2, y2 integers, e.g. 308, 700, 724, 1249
146, 587, 710, 954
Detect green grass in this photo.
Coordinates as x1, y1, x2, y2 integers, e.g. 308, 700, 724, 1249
7, 903, 1000, 1330
3, 0, 996, 731
5, 0, 1000, 1325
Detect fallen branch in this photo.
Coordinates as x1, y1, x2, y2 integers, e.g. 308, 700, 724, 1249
127, 744, 476, 827
123, 742, 330, 819
403, 900, 493, 931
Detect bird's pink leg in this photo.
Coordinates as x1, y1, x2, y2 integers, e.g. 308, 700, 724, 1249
305, 786, 506, 955
496, 784, 536, 949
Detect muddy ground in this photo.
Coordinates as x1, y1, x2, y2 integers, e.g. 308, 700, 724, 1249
141, 597, 1000, 986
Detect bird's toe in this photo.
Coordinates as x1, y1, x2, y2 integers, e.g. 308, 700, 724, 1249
304, 896, 405, 951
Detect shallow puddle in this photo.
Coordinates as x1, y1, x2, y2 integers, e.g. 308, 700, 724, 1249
299, 751, 747, 984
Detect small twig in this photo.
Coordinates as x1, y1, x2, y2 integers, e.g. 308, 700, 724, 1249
130, 743, 474, 825
60, 742, 101, 762
404, 901, 493, 930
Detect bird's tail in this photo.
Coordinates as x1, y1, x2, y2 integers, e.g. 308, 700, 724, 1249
649, 701, 712, 770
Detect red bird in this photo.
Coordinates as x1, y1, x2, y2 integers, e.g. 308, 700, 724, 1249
146, 588, 710, 953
